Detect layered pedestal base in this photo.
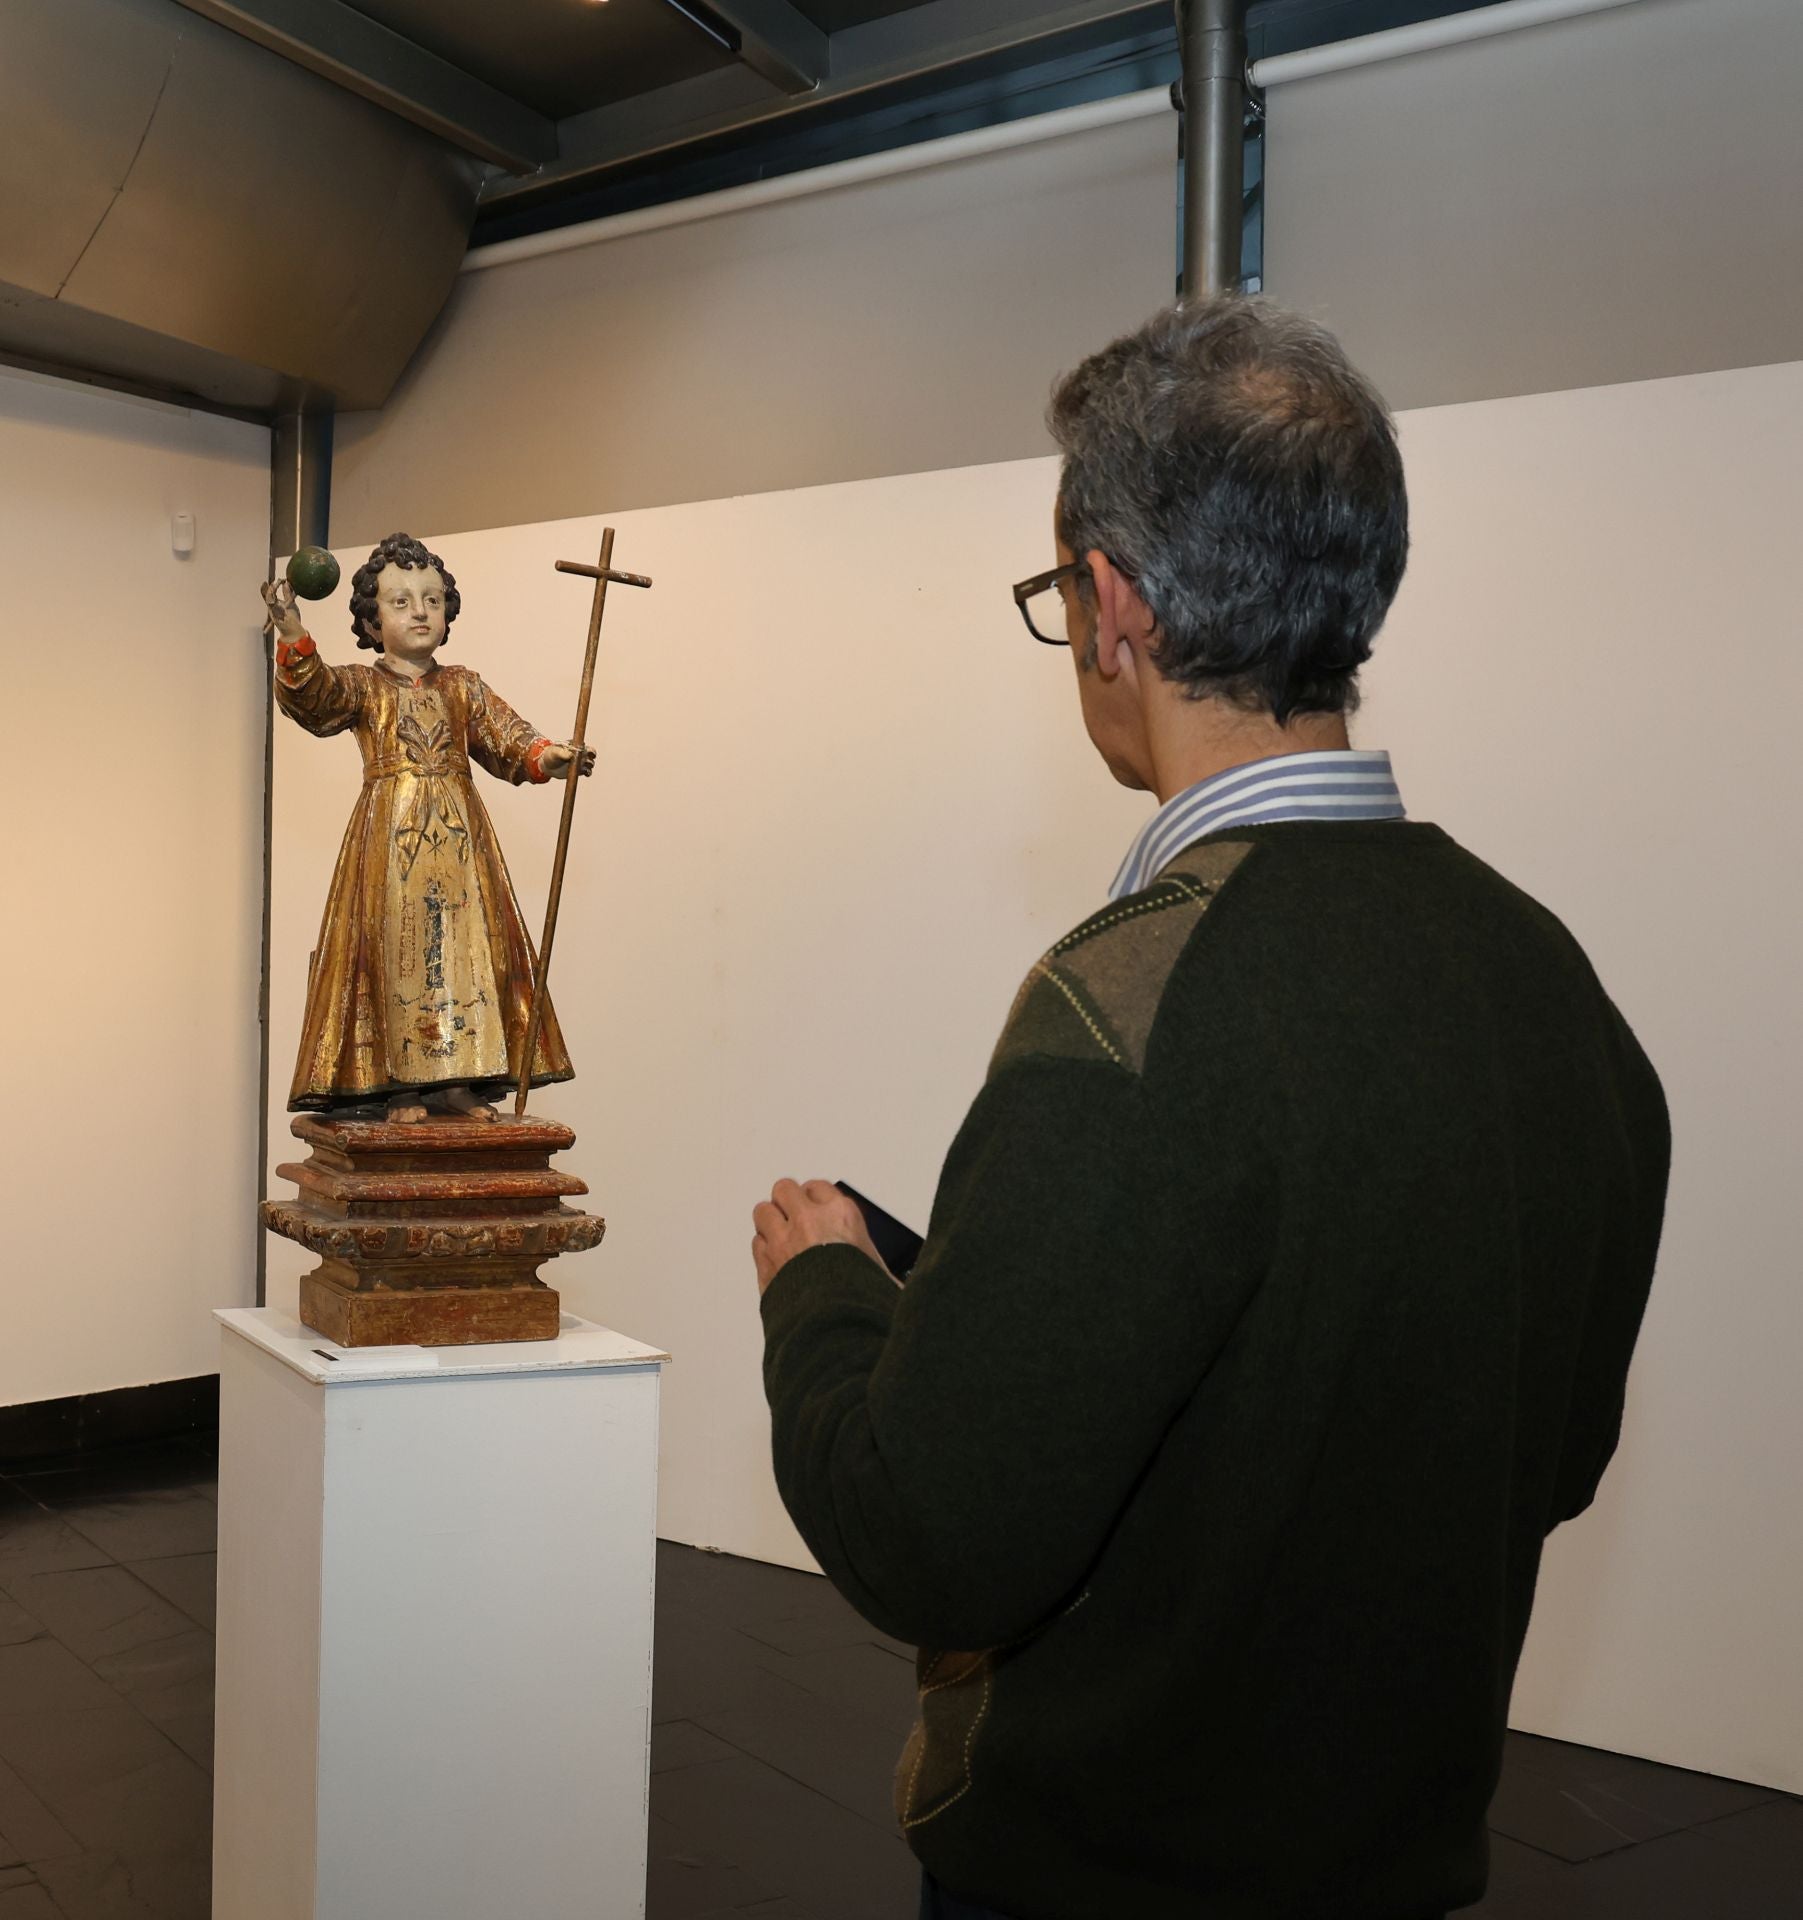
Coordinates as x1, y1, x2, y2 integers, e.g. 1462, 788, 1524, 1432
261, 1112, 604, 1346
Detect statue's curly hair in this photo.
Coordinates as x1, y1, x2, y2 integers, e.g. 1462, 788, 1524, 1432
350, 533, 461, 650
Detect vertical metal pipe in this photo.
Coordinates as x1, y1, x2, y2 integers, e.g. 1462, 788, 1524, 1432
259, 407, 334, 1306
1179, 0, 1249, 299
270, 408, 335, 558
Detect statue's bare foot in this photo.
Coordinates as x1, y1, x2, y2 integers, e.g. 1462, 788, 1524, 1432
385, 1093, 430, 1124
437, 1084, 498, 1122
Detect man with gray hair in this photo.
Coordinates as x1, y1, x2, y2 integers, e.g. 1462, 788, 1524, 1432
751, 298, 1668, 1919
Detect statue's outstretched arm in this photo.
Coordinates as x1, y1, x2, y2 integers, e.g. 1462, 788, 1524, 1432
467, 674, 590, 785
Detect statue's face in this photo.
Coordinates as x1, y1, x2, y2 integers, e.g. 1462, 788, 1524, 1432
368, 562, 447, 663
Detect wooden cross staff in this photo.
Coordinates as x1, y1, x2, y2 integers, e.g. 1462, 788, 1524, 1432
514, 528, 653, 1116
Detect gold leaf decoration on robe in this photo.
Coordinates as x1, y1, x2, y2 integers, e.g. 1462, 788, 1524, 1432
276, 651, 574, 1110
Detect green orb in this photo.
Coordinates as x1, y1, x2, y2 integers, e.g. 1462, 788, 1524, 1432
286, 545, 341, 600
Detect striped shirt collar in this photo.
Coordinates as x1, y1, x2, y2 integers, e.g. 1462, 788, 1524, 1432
1109, 749, 1406, 900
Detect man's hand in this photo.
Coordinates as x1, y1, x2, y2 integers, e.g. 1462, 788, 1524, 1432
752, 1179, 890, 1296
538, 741, 597, 778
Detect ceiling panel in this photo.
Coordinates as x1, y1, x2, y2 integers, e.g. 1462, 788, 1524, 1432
345, 0, 739, 119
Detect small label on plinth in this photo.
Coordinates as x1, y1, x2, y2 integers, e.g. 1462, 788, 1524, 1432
306, 1343, 439, 1374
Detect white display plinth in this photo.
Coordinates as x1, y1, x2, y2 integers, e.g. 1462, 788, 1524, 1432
212, 1307, 669, 1920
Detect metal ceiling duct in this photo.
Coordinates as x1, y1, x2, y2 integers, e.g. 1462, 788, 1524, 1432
0, 0, 483, 414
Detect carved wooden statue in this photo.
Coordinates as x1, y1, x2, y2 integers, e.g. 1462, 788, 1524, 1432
263, 533, 592, 1121
261, 530, 649, 1346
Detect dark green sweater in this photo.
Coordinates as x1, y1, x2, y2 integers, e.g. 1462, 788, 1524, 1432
761, 822, 1669, 1920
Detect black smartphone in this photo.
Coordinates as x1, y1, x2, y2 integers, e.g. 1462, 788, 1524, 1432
834, 1182, 925, 1281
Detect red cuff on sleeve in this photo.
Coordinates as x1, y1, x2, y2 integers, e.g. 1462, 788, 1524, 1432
525, 737, 555, 784
275, 633, 316, 670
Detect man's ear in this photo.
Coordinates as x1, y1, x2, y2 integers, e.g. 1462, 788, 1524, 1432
1086, 550, 1152, 681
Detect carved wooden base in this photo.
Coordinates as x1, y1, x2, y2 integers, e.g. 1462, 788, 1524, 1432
298, 1271, 561, 1347
262, 1112, 605, 1348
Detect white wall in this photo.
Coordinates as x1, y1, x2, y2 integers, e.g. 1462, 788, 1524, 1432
327, 109, 1176, 548
271, 356, 1800, 1790
0, 367, 269, 1407
1264, 0, 1803, 409
1366, 360, 1802, 1793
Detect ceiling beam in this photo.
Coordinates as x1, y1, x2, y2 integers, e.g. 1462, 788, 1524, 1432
669, 0, 829, 94
167, 0, 556, 171
494, 0, 1165, 212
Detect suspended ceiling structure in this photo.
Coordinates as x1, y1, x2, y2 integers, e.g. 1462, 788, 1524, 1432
0, 0, 1505, 418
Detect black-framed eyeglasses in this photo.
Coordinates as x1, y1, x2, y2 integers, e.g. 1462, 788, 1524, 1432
1011, 561, 1089, 647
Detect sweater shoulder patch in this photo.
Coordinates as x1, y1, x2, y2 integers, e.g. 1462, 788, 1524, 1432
990, 838, 1253, 1076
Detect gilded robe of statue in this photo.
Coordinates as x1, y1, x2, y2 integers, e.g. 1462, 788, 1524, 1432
275, 639, 574, 1110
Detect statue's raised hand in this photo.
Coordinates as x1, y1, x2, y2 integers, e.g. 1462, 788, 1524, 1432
261, 578, 305, 642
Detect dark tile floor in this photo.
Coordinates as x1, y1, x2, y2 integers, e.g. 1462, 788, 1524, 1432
0, 1435, 1796, 1918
